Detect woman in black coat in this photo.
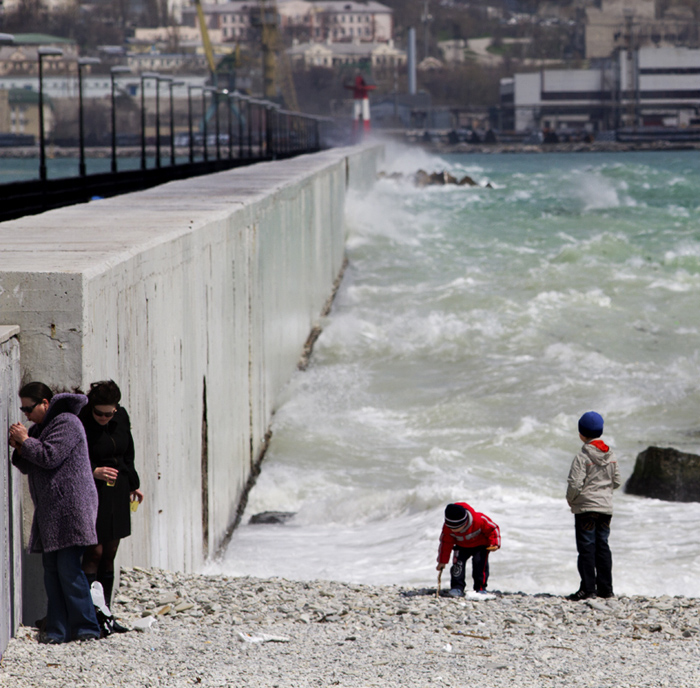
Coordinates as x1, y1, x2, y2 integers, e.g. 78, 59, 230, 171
79, 380, 143, 609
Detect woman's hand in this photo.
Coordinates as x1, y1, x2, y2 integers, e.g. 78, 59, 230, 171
130, 488, 144, 504
94, 466, 119, 483
8, 423, 28, 449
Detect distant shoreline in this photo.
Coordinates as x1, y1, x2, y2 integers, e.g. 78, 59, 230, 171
390, 139, 700, 155
3, 139, 700, 160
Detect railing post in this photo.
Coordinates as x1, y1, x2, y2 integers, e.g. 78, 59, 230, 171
77, 57, 101, 178
37, 47, 64, 183
237, 93, 245, 159
202, 88, 208, 163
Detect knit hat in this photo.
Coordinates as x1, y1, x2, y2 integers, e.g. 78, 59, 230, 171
444, 504, 469, 529
578, 411, 604, 439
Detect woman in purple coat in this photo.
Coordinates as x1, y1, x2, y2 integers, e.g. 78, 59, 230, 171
9, 382, 101, 644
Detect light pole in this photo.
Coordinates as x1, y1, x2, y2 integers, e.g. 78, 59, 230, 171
225, 91, 233, 159
257, 100, 266, 155
187, 85, 201, 163
254, 100, 262, 157
235, 92, 245, 159
155, 76, 172, 168
168, 80, 185, 166
205, 87, 220, 161
247, 97, 253, 158
269, 102, 279, 158
202, 88, 209, 162
110, 65, 131, 174
77, 57, 100, 177
37, 46, 63, 182
140, 72, 158, 170
314, 116, 321, 151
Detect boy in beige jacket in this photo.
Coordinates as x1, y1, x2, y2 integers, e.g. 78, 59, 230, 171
566, 411, 621, 601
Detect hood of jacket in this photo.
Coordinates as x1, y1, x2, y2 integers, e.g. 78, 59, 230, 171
40, 392, 88, 428
582, 438, 612, 467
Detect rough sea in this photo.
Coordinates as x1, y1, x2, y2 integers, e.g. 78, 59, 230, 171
210, 145, 700, 598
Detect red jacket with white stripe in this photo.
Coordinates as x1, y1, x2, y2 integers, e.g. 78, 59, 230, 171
437, 502, 501, 564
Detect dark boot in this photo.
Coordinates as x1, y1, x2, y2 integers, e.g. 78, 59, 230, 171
99, 572, 114, 608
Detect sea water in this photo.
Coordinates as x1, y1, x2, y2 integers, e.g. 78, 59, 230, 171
210, 146, 700, 597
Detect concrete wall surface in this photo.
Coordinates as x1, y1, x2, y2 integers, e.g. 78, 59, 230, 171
0, 143, 383, 624
0, 326, 21, 657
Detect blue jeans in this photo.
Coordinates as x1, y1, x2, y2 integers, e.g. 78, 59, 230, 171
574, 512, 613, 596
42, 546, 101, 642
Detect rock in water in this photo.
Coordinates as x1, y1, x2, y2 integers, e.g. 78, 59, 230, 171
458, 175, 478, 187
249, 511, 296, 525
625, 446, 700, 502
414, 170, 431, 187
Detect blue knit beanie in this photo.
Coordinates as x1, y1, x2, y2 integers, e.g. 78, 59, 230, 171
578, 411, 604, 439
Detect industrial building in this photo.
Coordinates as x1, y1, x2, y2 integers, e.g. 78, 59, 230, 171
500, 46, 700, 133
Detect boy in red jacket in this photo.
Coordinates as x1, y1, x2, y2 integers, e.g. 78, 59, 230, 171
437, 502, 501, 597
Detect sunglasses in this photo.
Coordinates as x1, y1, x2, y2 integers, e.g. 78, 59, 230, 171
93, 409, 117, 418
19, 401, 40, 414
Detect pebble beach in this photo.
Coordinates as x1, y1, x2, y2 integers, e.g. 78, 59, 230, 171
1, 566, 699, 687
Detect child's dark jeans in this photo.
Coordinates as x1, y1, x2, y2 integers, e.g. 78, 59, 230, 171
574, 511, 613, 597
450, 545, 490, 592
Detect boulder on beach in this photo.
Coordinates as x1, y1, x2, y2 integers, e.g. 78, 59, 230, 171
624, 446, 700, 502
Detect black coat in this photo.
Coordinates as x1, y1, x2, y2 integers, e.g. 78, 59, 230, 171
79, 406, 140, 543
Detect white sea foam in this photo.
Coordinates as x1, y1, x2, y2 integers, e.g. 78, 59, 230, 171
574, 174, 621, 210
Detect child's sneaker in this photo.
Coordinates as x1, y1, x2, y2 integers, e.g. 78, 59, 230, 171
567, 589, 596, 601
447, 588, 464, 598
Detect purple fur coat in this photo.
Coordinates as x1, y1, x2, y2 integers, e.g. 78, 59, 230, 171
12, 393, 98, 553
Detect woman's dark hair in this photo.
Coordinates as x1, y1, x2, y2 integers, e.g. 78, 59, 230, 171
18, 381, 53, 403
87, 380, 122, 407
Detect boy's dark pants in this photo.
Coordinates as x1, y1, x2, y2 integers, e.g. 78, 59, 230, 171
450, 546, 490, 592
574, 512, 613, 596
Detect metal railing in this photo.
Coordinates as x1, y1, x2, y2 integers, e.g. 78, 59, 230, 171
0, 39, 331, 223
0, 99, 328, 223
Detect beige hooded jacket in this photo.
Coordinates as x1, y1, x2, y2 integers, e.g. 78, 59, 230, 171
566, 439, 621, 515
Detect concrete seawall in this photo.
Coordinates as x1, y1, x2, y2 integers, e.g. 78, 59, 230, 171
0, 326, 22, 655
0, 143, 383, 625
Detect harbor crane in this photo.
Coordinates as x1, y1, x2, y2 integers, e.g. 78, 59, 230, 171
195, 0, 298, 109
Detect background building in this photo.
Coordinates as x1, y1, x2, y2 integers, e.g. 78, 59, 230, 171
501, 45, 700, 132
287, 36, 404, 70
181, 0, 393, 45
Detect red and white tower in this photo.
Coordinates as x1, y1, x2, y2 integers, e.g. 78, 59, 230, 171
346, 74, 376, 137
